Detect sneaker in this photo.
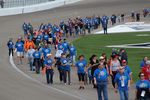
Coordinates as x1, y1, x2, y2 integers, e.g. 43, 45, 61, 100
79, 86, 82, 90
82, 87, 85, 89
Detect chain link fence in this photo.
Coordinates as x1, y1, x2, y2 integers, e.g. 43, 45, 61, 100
0, 0, 54, 8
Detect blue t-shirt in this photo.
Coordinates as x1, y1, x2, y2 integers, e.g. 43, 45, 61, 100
136, 80, 150, 90
62, 42, 69, 53
44, 58, 53, 68
42, 48, 51, 58
88, 67, 92, 78
33, 51, 41, 59
69, 46, 76, 56
140, 60, 146, 68
101, 16, 109, 28
15, 42, 24, 52
60, 57, 68, 71
43, 34, 49, 41
124, 66, 132, 75
94, 68, 108, 82
58, 43, 64, 51
36, 35, 42, 41
7, 41, 14, 49
75, 60, 87, 74
114, 72, 130, 91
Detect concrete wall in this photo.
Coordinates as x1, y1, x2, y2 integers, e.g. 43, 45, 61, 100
0, 0, 81, 16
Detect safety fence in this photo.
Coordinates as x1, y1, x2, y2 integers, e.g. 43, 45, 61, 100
0, 0, 54, 8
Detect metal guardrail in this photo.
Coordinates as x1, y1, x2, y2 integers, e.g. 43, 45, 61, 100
0, 0, 54, 8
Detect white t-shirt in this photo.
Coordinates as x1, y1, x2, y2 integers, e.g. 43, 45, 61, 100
27, 49, 35, 58
55, 50, 63, 58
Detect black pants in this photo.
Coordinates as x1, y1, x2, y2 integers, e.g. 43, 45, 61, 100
34, 59, 41, 74
9, 48, 13, 56
46, 69, 54, 84
63, 70, 71, 84
103, 28, 108, 34
111, 71, 117, 88
58, 69, 63, 82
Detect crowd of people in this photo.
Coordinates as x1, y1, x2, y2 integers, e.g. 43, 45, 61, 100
7, 12, 150, 100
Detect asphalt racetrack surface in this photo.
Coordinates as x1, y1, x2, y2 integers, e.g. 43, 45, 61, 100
0, 0, 150, 100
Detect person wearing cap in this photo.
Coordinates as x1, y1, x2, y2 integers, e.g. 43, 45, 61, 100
135, 72, 150, 100
122, 60, 133, 82
94, 62, 109, 100
44, 53, 54, 84
114, 66, 131, 100
15, 38, 24, 65
7, 38, 14, 56
75, 55, 87, 89
142, 61, 150, 81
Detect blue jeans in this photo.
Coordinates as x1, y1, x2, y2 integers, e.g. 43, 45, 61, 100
28, 58, 34, 71
97, 81, 108, 100
119, 89, 129, 100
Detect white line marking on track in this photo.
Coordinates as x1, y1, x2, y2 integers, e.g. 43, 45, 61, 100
9, 55, 86, 100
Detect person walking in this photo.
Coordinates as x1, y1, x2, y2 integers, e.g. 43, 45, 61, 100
89, 54, 99, 88
0, 0, 4, 8
15, 38, 24, 65
75, 55, 87, 89
69, 43, 77, 67
94, 62, 109, 100
44, 53, 54, 84
114, 66, 131, 100
101, 15, 109, 34
122, 60, 133, 82
33, 47, 42, 74
142, 61, 150, 81
7, 38, 14, 56
135, 72, 150, 100
27, 46, 35, 71
60, 53, 68, 85
110, 55, 121, 88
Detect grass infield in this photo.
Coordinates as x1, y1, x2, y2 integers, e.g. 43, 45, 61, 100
72, 32, 150, 81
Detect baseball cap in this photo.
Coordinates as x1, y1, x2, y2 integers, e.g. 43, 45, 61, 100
119, 66, 124, 70
99, 56, 104, 60
122, 60, 127, 63
47, 53, 52, 57
146, 60, 150, 65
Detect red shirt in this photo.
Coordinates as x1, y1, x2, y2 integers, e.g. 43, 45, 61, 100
142, 66, 150, 81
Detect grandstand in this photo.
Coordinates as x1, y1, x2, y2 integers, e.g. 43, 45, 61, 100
1, 0, 54, 8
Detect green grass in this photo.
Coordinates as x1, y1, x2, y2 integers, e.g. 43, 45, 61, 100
72, 32, 150, 81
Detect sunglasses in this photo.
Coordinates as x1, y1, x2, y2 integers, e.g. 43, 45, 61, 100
119, 68, 124, 70
140, 75, 145, 77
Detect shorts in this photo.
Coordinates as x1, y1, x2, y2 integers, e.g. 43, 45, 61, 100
78, 73, 85, 81
17, 52, 23, 57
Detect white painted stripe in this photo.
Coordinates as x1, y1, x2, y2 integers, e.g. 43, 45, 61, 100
9, 55, 86, 100
95, 22, 150, 34
106, 42, 150, 49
